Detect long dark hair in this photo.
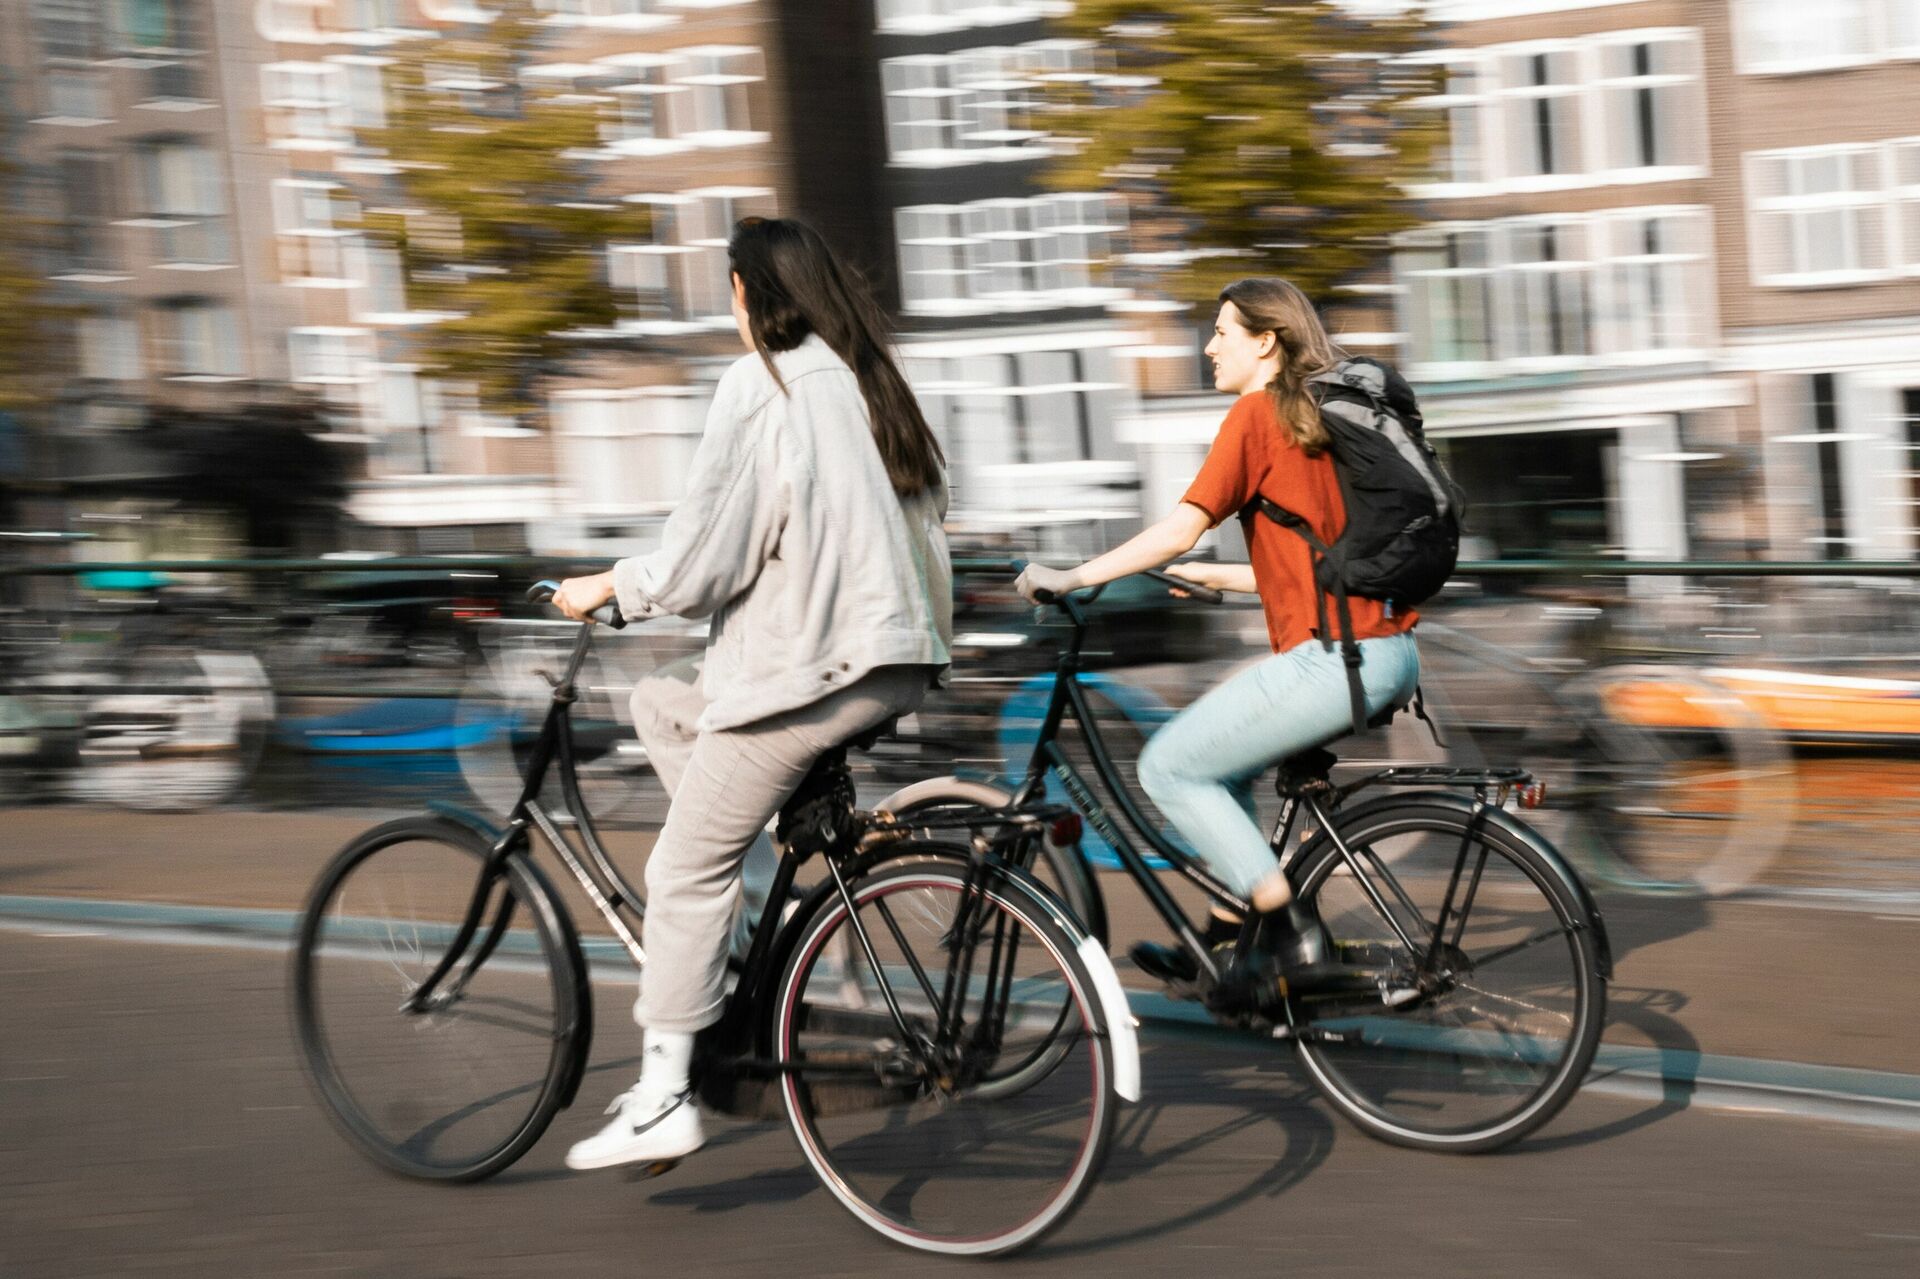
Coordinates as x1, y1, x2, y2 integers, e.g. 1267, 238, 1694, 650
1218, 277, 1348, 455
727, 217, 944, 497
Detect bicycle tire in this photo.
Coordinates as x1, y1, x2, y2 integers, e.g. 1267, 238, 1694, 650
1287, 797, 1605, 1153
291, 816, 591, 1182
773, 854, 1116, 1256
1550, 665, 1795, 897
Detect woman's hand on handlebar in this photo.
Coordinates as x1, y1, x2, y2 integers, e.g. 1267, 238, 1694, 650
553, 571, 617, 623
1015, 562, 1076, 605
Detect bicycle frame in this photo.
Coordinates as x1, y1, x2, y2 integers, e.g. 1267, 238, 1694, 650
400, 616, 1005, 1090
1007, 589, 1505, 989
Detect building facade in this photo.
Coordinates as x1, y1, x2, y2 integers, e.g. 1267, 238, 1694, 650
1387, 0, 1920, 566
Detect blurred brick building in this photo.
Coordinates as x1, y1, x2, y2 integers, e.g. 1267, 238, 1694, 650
1382, 0, 1920, 566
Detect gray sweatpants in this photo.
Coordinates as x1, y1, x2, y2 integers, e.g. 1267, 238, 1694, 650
628, 659, 931, 1033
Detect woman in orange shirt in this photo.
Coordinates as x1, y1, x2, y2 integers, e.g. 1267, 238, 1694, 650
1016, 278, 1420, 993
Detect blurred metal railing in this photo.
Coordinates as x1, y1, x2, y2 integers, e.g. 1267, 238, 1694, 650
5, 556, 1920, 578
5, 555, 1920, 701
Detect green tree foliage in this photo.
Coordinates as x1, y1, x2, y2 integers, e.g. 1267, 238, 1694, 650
0, 151, 66, 413
1044, 1, 1441, 306
358, 1, 647, 419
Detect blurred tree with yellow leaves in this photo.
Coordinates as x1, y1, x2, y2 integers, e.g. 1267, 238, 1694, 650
356, 0, 647, 422
1044, 1, 1441, 307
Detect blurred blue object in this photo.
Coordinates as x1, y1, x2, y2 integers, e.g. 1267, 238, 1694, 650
278, 698, 511, 754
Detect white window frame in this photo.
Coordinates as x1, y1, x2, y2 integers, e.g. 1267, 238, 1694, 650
261, 61, 353, 151
288, 326, 375, 385
881, 40, 1090, 168
1406, 51, 1497, 191
1589, 29, 1706, 180
138, 140, 231, 267
875, 1, 1072, 37
1892, 137, 1920, 275
670, 45, 766, 146
159, 301, 243, 379
896, 193, 1127, 317
1492, 40, 1594, 188
1746, 143, 1895, 288
1397, 206, 1713, 377
1731, 0, 1902, 76
272, 178, 359, 285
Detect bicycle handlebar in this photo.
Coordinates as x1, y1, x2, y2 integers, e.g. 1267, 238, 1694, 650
526, 579, 628, 629
1008, 559, 1224, 608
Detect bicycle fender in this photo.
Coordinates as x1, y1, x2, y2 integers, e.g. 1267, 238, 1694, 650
985, 859, 1140, 1103
1077, 936, 1142, 1102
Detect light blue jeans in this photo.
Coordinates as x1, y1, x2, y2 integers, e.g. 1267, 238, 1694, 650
1137, 631, 1421, 897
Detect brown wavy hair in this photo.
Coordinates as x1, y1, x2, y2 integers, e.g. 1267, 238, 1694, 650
1217, 278, 1348, 455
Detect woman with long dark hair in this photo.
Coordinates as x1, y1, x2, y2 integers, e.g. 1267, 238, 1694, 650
1016, 277, 1420, 996
551, 217, 952, 1172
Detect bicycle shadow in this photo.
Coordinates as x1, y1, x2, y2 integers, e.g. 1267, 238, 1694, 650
640, 1038, 1338, 1256
1514, 984, 1700, 1153
1591, 889, 1713, 968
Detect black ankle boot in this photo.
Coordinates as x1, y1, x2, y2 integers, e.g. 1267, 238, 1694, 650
1261, 900, 1378, 995
1129, 913, 1239, 985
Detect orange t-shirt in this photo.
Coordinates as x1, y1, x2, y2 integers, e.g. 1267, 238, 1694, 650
1182, 392, 1419, 654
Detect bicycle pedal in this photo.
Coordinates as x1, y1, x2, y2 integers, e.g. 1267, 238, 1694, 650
1379, 984, 1421, 1008
622, 1158, 682, 1181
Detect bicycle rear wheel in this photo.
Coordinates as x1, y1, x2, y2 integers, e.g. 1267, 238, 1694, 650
773, 855, 1115, 1255
1288, 799, 1605, 1153
292, 817, 590, 1181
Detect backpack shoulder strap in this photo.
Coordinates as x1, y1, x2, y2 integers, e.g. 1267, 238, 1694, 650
1241, 495, 1369, 737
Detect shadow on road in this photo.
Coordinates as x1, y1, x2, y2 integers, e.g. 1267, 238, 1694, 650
1519, 984, 1700, 1154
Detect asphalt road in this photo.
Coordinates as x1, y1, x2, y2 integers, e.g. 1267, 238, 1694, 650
3, 926, 1917, 1279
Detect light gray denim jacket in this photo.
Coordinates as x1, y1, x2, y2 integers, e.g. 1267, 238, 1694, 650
611, 334, 953, 731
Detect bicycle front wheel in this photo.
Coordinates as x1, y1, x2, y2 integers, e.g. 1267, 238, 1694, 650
773, 855, 1116, 1255
1288, 799, 1605, 1153
291, 817, 590, 1181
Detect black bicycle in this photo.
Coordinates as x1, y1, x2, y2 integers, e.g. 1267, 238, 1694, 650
879, 563, 1610, 1153
291, 583, 1138, 1255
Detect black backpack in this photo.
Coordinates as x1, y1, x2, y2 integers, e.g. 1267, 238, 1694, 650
1240, 356, 1463, 736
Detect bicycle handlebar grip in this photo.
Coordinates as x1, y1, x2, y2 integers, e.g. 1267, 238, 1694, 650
1009, 558, 1059, 606
1144, 568, 1224, 606
525, 579, 628, 628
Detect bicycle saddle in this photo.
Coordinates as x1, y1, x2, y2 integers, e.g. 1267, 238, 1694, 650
1276, 746, 1339, 797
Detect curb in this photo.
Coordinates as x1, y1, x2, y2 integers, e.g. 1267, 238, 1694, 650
7, 891, 1920, 1133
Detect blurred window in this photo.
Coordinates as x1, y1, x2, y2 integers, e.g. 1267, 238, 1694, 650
262, 61, 354, 150
671, 45, 764, 140
1597, 209, 1712, 354
1496, 47, 1587, 180
1894, 140, 1920, 273
896, 194, 1125, 315
340, 0, 405, 31
1498, 220, 1593, 359
881, 41, 1089, 165
113, 0, 200, 53
54, 151, 119, 274
137, 140, 231, 266
289, 328, 374, 385
41, 69, 110, 123
34, 0, 102, 60
1733, 0, 1879, 73
611, 188, 774, 323
1747, 144, 1892, 284
553, 386, 707, 514
272, 179, 358, 284
1413, 55, 1491, 186
77, 314, 143, 381
606, 60, 680, 142
1594, 31, 1702, 172
1396, 226, 1495, 366
877, 1, 1071, 36
157, 300, 241, 378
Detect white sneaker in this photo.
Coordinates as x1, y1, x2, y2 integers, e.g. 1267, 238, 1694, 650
565, 1084, 705, 1173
